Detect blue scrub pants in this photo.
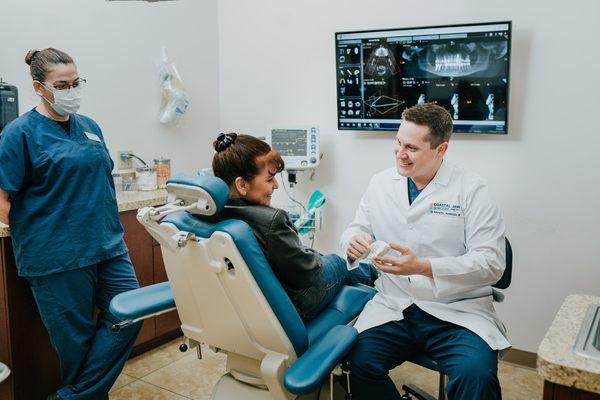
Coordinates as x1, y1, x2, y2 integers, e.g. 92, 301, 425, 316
304, 254, 379, 320
27, 252, 142, 400
349, 304, 501, 400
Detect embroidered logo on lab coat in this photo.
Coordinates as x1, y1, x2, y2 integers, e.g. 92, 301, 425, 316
429, 202, 462, 217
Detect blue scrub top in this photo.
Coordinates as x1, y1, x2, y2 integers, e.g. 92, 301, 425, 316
0, 110, 127, 277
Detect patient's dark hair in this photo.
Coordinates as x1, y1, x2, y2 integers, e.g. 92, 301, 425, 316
212, 132, 284, 187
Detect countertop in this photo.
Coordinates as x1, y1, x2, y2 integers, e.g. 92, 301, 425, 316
537, 294, 600, 394
0, 189, 168, 238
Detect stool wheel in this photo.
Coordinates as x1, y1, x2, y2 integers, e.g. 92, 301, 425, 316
179, 343, 188, 352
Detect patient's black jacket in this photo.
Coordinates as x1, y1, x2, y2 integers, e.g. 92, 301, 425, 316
204, 198, 327, 318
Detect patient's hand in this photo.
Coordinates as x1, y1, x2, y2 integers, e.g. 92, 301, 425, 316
347, 233, 374, 262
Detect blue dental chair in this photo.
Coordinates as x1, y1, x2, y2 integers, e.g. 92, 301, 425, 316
400, 238, 513, 400
109, 175, 375, 399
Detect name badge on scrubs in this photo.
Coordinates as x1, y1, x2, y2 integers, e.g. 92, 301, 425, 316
85, 131, 101, 142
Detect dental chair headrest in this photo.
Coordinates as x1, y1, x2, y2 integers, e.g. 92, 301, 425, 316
166, 174, 229, 216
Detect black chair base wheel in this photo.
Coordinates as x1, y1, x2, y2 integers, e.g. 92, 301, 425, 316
401, 384, 437, 400
179, 343, 188, 352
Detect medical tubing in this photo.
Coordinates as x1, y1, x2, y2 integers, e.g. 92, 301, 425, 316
279, 173, 307, 213
125, 153, 148, 167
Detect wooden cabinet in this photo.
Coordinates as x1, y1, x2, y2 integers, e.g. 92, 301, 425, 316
153, 245, 181, 337
0, 208, 181, 399
121, 210, 156, 347
0, 238, 61, 400
0, 241, 8, 400
544, 381, 600, 400
120, 210, 182, 355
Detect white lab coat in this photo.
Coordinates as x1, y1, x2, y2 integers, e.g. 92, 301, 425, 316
340, 160, 511, 351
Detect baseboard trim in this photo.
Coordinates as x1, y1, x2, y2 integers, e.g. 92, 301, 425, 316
129, 328, 183, 358
501, 348, 537, 369
126, 332, 540, 370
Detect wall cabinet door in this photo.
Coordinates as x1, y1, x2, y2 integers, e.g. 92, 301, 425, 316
1, 238, 61, 399
0, 240, 12, 400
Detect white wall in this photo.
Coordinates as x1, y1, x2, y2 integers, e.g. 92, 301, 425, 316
1, 0, 219, 175
218, 0, 600, 352
3, 0, 598, 354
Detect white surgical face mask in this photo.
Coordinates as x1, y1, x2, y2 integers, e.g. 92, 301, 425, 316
40, 83, 83, 116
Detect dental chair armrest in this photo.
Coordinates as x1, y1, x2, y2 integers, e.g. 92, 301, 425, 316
284, 325, 358, 395
109, 282, 176, 324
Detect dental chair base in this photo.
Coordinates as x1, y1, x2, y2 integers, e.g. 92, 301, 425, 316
212, 372, 349, 400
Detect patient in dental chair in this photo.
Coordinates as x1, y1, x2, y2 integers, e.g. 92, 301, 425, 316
207, 132, 378, 320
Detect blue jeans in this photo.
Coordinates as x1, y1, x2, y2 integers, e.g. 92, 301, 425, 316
27, 252, 142, 400
349, 304, 501, 400
304, 254, 378, 320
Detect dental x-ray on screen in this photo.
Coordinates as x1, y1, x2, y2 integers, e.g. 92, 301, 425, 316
335, 21, 512, 134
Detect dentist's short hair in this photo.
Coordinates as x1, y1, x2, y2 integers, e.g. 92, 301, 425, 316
401, 103, 453, 148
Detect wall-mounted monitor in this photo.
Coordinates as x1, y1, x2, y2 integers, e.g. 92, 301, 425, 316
335, 21, 512, 134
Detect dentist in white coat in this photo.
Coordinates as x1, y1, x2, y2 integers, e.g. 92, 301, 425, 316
341, 103, 510, 400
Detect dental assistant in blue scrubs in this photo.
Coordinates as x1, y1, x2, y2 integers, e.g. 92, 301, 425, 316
0, 48, 141, 400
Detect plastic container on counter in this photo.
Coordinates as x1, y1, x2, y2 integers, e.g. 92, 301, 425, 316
121, 172, 137, 192
136, 166, 157, 191
154, 157, 171, 189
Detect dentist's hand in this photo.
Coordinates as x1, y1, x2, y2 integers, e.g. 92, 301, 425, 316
347, 233, 374, 262
372, 243, 432, 277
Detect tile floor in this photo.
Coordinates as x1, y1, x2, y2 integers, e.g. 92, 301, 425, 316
109, 338, 543, 399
